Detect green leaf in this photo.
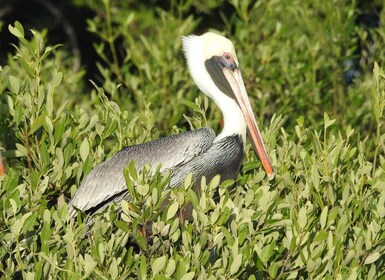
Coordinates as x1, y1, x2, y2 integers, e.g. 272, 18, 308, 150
80, 138, 90, 162
324, 112, 336, 130
167, 201, 179, 220
230, 254, 243, 275
209, 174, 220, 189
84, 254, 97, 278
140, 255, 147, 278
165, 259, 176, 277
4, 94, 14, 113
46, 92, 53, 116
268, 262, 279, 278
373, 62, 380, 80
312, 165, 320, 190
40, 223, 51, 253
30, 114, 47, 135
98, 243, 105, 264
128, 160, 138, 181
41, 44, 62, 61
184, 172, 193, 190
180, 272, 195, 280
135, 230, 148, 251
8, 21, 24, 38
313, 230, 328, 242
45, 116, 54, 135
187, 189, 199, 209
53, 71, 63, 87
9, 76, 20, 94
210, 210, 220, 225
15, 143, 28, 157
22, 212, 37, 233
54, 117, 66, 145
137, 184, 149, 196
298, 207, 307, 229
152, 255, 166, 275
108, 257, 119, 279
182, 99, 200, 112
11, 218, 22, 236
124, 167, 136, 198
364, 252, 380, 264
320, 206, 328, 229
114, 220, 129, 232
39, 142, 49, 167
258, 242, 275, 263
15, 102, 23, 124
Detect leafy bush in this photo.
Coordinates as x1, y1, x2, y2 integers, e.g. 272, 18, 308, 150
1, 0, 385, 279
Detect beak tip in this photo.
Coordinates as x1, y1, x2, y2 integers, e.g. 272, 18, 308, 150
266, 171, 274, 181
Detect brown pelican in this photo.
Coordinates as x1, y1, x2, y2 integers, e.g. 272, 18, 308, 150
68, 32, 273, 217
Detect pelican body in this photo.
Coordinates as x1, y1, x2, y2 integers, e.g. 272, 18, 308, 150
68, 32, 273, 217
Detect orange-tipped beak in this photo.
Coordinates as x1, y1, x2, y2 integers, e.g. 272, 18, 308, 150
223, 68, 273, 178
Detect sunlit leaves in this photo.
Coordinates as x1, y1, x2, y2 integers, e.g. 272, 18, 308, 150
79, 138, 90, 162
2, 2, 385, 279
152, 255, 167, 275
167, 201, 179, 221
8, 76, 20, 94
372, 62, 385, 123
365, 252, 381, 265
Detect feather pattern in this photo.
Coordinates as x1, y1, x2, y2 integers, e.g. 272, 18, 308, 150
169, 134, 243, 186
68, 127, 217, 216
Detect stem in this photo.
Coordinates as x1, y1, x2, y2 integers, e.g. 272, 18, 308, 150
276, 248, 295, 280
323, 127, 329, 177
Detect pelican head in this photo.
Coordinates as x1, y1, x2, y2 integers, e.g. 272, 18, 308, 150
182, 32, 273, 177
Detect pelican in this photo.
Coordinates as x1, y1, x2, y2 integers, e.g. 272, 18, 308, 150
68, 32, 273, 218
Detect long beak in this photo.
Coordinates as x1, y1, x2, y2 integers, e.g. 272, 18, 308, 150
223, 68, 274, 178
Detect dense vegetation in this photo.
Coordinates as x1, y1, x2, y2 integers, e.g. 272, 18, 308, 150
1, 0, 385, 279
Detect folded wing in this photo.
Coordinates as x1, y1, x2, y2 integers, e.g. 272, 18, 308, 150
68, 128, 215, 216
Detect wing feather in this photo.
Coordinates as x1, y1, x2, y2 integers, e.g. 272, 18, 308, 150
68, 128, 215, 215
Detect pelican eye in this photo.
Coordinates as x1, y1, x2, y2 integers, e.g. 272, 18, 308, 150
224, 53, 232, 60
221, 52, 237, 70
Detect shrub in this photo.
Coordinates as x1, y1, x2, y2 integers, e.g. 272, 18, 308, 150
1, 1, 385, 279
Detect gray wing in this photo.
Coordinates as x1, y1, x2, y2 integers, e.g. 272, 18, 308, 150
169, 134, 244, 188
68, 128, 215, 216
